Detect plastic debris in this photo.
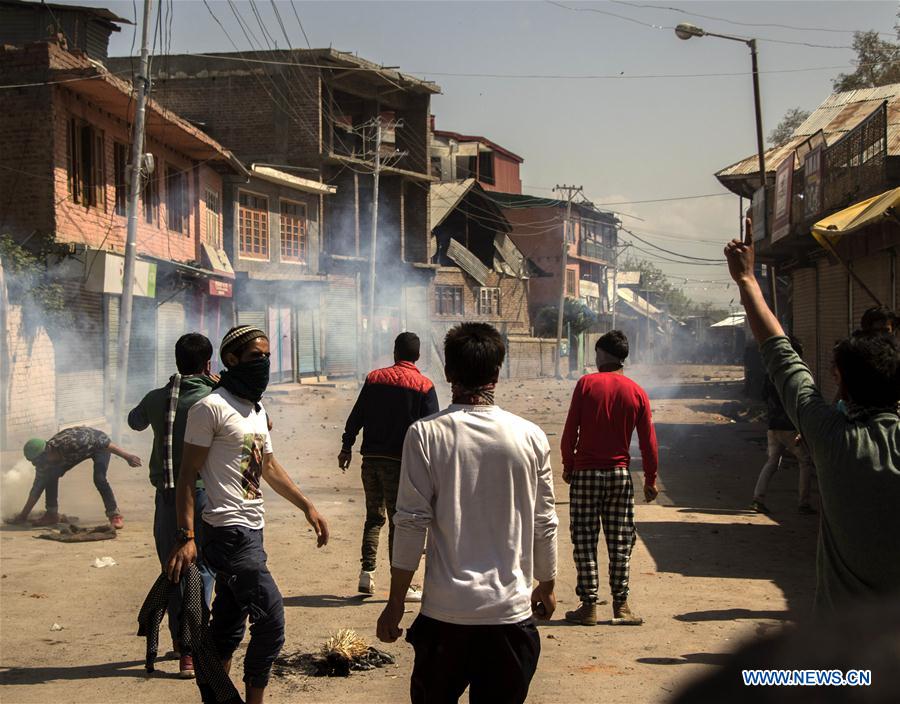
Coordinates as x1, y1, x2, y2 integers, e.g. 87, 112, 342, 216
50, 623, 63, 631
91, 556, 117, 568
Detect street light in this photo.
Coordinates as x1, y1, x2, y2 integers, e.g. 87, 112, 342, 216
675, 22, 768, 241
675, 22, 773, 311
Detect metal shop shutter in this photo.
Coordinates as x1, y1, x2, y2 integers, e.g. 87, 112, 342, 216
816, 259, 848, 402
851, 253, 893, 326
791, 268, 818, 383
157, 293, 187, 386
56, 286, 105, 425
296, 307, 321, 376
237, 309, 267, 335
403, 283, 431, 370
108, 295, 158, 404
325, 277, 358, 377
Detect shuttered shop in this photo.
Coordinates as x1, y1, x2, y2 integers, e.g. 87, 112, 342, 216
157, 293, 187, 385
403, 283, 430, 369
296, 307, 321, 376
107, 296, 157, 404
791, 268, 818, 383
325, 277, 358, 377
237, 308, 267, 335
56, 285, 105, 425
851, 252, 894, 325
816, 259, 848, 401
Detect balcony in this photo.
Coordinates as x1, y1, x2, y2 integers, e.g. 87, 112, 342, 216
577, 239, 614, 263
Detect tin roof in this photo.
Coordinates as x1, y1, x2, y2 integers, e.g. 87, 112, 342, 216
716, 83, 900, 190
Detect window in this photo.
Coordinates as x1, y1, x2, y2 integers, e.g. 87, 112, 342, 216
204, 189, 222, 248
566, 269, 576, 296
478, 151, 495, 185
430, 156, 443, 180
166, 166, 189, 234
142, 161, 159, 225
66, 117, 105, 208
280, 200, 308, 263
113, 142, 127, 216
478, 287, 501, 316
435, 285, 464, 315
239, 192, 269, 259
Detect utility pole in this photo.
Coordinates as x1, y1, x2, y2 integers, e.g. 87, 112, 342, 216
113, 0, 152, 441
366, 116, 382, 374
553, 184, 583, 379
611, 241, 630, 331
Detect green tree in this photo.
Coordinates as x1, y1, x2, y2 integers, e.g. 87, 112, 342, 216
768, 107, 811, 147
619, 255, 706, 319
534, 298, 598, 338
832, 30, 900, 92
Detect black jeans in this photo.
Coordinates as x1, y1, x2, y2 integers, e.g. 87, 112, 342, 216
201, 523, 285, 688
33, 452, 118, 517
406, 614, 541, 704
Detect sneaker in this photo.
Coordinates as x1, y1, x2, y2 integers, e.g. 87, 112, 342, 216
178, 655, 195, 679
565, 602, 597, 626
109, 514, 125, 530
32, 512, 61, 527
750, 499, 770, 515
798, 504, 818, 515
358, 569, 375, 595
611, 601, 643, 626
405, 586, 423, 602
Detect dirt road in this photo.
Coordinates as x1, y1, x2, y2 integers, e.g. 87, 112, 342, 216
0, 365, 819, 703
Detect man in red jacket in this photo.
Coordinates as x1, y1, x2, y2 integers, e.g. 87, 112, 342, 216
561, 330, 659, 626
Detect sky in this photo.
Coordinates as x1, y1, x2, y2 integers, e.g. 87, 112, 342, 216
61, 0, 899, 306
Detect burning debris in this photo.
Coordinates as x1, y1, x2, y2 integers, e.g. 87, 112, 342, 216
37, 524, 116, 543
274, 629, 395, 678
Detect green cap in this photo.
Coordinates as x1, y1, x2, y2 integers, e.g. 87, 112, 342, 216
23, 438, 46, 461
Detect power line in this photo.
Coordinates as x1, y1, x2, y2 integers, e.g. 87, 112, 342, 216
596, 192, 731, 206
621, 228, 726, 262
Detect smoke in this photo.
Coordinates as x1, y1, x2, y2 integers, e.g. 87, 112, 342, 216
0, 460, 33, 517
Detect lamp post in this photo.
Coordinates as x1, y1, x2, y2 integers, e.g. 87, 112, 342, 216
675, 22, 768, 245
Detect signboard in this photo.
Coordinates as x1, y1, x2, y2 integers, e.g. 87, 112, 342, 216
84, 250, 157, 297
201, 242, 235, 278
750, 186, 767, 242
804, 145, 824, 221
771, 153, 794, 243
208, 279, 233, 297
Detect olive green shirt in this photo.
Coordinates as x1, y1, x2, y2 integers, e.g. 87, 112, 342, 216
761, 336, 900, 615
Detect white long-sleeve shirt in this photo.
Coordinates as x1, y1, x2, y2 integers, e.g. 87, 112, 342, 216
392, 404, 559, 626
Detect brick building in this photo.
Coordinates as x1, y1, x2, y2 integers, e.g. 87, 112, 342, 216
430, 119, 524, 194
108, 49, 441, 375
0, 39, 246, 440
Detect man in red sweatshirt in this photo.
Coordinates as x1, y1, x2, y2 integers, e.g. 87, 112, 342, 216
561, 330, 659, 626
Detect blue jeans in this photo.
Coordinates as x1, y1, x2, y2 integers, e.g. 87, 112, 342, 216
153, 487, 215, 653
34, 451, 119, 517
202, 523, 285, 689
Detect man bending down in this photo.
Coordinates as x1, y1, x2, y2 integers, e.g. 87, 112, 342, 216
167, 326, 329, 704
377, 322, 558, 704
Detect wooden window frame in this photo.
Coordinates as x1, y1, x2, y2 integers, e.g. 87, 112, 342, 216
142, 159, 159, 226
435, 285, 464, 316
238, 190, 270, 260
65, 116, 105, 209
478, 286, 501, 316
279, 199, 308, 264
113, 141, 127, 216
566, 269, 576, 296
204, 189, 222, 249
166, 166, 189, 235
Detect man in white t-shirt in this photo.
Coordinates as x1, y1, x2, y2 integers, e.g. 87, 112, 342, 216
167, 326, 329, 704
376, 322, 559, 704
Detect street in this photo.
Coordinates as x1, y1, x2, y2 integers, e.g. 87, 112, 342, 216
0, 365, 819, 704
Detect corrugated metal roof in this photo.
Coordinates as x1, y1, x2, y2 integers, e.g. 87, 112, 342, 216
430, 179, 475, 230
493, 233, 527, 278
717, 83, 900, 181
711, 313, 746, 328
616, 271, 642, 286
447, 239, 490, 285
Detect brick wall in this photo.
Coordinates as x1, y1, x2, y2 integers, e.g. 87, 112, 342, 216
505, 336, 557, 379
431, 267, 530, 333
3, 305, 57, 445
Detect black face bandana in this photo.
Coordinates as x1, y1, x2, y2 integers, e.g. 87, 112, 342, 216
217, 356, 270, 405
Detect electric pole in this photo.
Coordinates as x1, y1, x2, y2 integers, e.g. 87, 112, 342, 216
553, 184, 583, 379
366, 116, 381, 374
113, 0, 152, 441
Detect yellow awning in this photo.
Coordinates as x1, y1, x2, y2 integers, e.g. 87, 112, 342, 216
812, 186, 900, 247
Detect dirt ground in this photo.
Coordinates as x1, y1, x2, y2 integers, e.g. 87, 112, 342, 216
0, 365, 820, 704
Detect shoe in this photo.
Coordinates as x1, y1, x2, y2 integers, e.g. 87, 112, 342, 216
178, 655, 195, 679
750, 500, 770, 515
565, 602, 597, 626
611, 601, 643, 626
358, 570, 375, 595
405, 586, 423, 602
798, 504, 818, 515
32, 512, 61, 527
109, 514, 124, 530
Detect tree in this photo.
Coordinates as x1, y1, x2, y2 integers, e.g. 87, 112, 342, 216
534, 298, 598, 338
768, 107, 811, 147
832, 30, 900, 92
619, 255, 708, 319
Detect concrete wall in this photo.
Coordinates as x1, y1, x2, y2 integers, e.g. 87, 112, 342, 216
2, 305, 57, 447
504, 336, 557, 379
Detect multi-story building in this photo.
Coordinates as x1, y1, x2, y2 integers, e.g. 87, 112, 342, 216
0, 38, 247, 441
430, 120, 524, 194
716, 85, 900, 400
109, 49, 440, 374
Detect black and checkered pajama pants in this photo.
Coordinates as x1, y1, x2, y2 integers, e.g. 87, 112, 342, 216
570, 467, 636, 606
